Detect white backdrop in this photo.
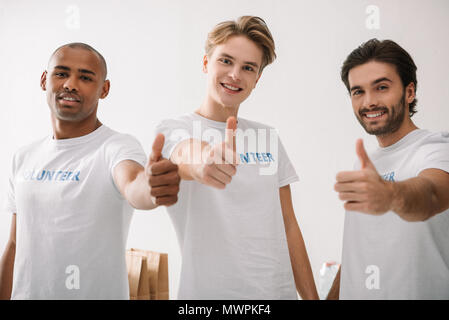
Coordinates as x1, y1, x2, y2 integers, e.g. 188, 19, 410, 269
1, 0, 448, 299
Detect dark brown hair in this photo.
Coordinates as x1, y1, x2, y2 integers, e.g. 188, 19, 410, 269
341, 39, 418, 117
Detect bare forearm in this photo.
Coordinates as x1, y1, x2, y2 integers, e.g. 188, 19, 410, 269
326, 267, 340, 300
124, 171, 157, 210
286, 226, 319, 300
0, 242, 15, 300
171, 139, 209, 181
391, 177, 442, 222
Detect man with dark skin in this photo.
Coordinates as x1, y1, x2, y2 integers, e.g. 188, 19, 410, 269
0, 43, 180, 299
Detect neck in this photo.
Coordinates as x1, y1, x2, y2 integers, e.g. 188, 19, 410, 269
376, 118, 418, 147
196, 95, 239, 122
51, 114, 102, 140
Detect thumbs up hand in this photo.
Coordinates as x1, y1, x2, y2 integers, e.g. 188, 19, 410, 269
146, 133, 180, 207
355, 139, 376, 171
334, 139, 394, 215
193, 116, 239, 189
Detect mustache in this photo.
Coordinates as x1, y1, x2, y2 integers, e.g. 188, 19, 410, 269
359, 106, 388, 117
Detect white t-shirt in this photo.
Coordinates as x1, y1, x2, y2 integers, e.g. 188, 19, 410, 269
156, 112, 299, 299
340, 129, 449, 299
4, 125, 146, 299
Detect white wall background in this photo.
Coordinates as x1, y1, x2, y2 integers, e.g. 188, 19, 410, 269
1, 0, 448, 299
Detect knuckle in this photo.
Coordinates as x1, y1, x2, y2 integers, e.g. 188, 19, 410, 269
203, 165, 212, 175
361, 171, 369, 180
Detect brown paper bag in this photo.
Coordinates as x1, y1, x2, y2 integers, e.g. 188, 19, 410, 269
126, 248, 169, 300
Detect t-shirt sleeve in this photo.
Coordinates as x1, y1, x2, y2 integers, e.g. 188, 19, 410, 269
416, 132, 449, 175
106, 133, 147, 174
277, 136, 299, 187
155, 118, 192, 160
4, 154, 17, 215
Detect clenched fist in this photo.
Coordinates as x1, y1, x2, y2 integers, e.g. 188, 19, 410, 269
335, 139, 394, 215
146, 133, 181, 206
193, 116, 239, 189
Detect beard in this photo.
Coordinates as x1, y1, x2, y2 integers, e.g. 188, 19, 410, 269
356, 93, 407, 136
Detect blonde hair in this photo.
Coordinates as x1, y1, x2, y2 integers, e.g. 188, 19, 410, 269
205, 16, 276, 73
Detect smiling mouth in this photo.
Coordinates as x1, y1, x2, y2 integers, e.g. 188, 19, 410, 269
57, 95, 81, 106
363, 110, 387, 120
221, 83, 242, 92
60, 97, 79, 102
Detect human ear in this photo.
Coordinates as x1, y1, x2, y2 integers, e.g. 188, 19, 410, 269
100, 80, 110, 99
202, 55, 209, 74
40, 71, 47, 91
405, 82, 416, 104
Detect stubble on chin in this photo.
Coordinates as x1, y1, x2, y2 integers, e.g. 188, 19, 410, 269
357, 94, 406, 136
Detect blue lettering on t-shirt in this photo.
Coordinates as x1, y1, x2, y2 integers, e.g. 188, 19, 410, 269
23, 170, 81, 182
239, 152, 276, 164
381, 171, 395, 182
45, 170, 55, 181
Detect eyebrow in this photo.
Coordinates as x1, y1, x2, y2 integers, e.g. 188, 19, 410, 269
54, 65, 96, 76
349, 77, 392, 92
221, 53, 259, 68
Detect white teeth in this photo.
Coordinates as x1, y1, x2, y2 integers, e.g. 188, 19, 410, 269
62, 97, 77, 101
223, 84, 240, 91
366, 112, 383, 118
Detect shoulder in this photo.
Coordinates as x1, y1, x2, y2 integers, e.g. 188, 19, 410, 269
102, 128, 143, 150
12, 136, 49, 162
410, 130, 449, 172
156, 113, 196, 130
416, 130, 449, 152
237, 117, 276, 131
422, 130, 449, 143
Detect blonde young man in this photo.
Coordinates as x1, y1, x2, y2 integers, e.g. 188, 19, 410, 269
156, 16, 318, 299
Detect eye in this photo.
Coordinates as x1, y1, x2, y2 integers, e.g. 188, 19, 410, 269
54, 72, 67, 78
377, 85, 388, 91
352, 89, 363, 96
219, 58, 232, 65
243, 65, 254, 72
80, 75, 92, 81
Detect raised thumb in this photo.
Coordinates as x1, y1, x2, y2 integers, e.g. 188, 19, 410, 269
355, 139, 374, 170
149, 133, 165, 164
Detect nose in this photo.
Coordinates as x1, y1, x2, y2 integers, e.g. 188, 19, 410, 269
229, 65, 241, 82
362, 91, 378, 109
63, 75, 79, 92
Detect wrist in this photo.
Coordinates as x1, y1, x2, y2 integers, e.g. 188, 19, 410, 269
388, 181, 405, 215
